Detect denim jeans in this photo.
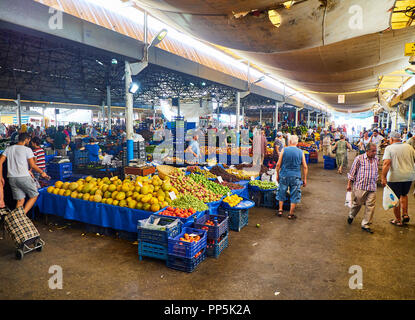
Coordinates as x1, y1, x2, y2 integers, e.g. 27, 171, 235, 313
276, 176, 303, 204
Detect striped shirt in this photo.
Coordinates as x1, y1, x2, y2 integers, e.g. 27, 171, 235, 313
33, 148, 46, 170
348, 153, 378, 192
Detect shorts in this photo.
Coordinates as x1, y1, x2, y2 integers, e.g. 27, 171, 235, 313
8, 176, 39, 200
387, 181, 412, 198
276, 176, 303, 204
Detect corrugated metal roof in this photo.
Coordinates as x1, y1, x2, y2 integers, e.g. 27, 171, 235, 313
34, 0, 249, 84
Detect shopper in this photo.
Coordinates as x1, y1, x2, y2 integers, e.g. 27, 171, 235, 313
370, 129, 384, 156
47, 126, 70, 156
0, 133, 50, 214
334, 129, 341, 142
275, 135, 308, 220
273, 131, 285, 161
30, 137, 46, 181
358, 131, 371, 155
185, 135, 201, 164
347, 143, 378, 233
381, 131, 415, 227
333, 134, 352, 174
321, 129, 333, 156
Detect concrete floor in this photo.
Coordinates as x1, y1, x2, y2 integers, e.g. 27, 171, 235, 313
1, 151, 415, 300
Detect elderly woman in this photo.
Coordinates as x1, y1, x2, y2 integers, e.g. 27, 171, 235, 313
333, 134, 352, 174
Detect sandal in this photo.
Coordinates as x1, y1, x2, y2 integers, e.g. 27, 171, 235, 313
277, 210, 283, 217
390, 219, 403, 227
402, 215, 410, 223
288, 214, 297, 220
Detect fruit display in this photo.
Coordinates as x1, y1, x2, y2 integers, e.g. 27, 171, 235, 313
179, 233, 201, 243
223, 194, 243, 207
200, 219, 216, 231
214, 181, 244, 190
225, 168, 259, 180
192, 166, 217, 179
171, 195, 209, 212
46, 174, 178, 212
209, 165, 240, 182
188, 174, 230, 196
249, 180, 278, 190
158, 207, 197, 219
170, 176, 223, 203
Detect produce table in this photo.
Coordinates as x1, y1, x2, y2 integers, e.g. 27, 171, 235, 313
35, 188, 154, 233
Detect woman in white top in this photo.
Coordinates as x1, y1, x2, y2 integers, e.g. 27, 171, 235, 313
358, 131, 371, 154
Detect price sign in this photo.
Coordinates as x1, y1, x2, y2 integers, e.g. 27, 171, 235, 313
152, 218, 160, 225
137, 181, 143, 187
227, 192, 231, 197
217, 176, 224, 183
250, 176, 255, 181
169, 191, 177, 200
203, 166, 208, 171
229, 165, 235, 169
272, 174, 277, 182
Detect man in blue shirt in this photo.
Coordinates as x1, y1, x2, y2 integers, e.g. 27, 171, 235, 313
275, 134, 308, 220
185, 135, 201, 164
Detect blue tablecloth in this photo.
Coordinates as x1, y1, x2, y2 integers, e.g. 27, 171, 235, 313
35, 189, 154, 233
207, 198, 224, 215
232, 185, 249, 199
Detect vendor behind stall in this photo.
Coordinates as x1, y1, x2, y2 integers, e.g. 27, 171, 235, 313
84, 138, 101, 163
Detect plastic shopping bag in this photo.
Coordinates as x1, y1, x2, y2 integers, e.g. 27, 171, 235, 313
344, 192, 352, 208
382, 185, 399, 210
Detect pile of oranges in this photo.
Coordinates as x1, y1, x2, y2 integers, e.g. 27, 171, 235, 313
194, 250, 203, 258
201, 219, 215, 231
179, 233, 201, 243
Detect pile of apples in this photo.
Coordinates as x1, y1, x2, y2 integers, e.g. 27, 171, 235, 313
170, 176, 222, 203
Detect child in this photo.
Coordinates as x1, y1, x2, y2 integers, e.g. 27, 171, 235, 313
30, 137, 46, 181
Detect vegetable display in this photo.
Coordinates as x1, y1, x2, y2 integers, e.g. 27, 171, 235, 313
215, 181, 244, 190
170, 176, 223, 202
158, 207, 196, 218
171, 195, 209, 212
249, 180, 278, 190
188, 174, 230, 196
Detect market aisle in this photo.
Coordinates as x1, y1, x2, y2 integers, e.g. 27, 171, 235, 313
1, 151, 414, 300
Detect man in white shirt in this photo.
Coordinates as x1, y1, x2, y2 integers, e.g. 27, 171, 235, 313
0, 133, 50, 214
382, 131, 415, 227
370, 129, 384, 153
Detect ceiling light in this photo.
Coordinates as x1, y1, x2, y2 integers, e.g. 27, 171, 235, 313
129, 82, 139, 94
111, 58, 118, 65
96, 59, 104, 66
150, 29, 168, 47
252, 76, 266, 84
268, 10, 281, 28
405, 67, 415, 75
201, 82, 206, 86
283, 1, 295, 9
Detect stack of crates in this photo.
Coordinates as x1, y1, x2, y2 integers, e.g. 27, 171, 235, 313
323, 155, 337, 170
46, 162, 72, 181
309, 151, 318, 163
172, 116, 185, 160
218, 204, 249, 232
194, 214, 229, 259
167, 227, 207, 272
137, 215, 182, 261
122, 141, 146, 166
71, 150, 89, 167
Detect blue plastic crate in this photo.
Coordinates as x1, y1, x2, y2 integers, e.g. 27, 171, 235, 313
262, 189, 277, 209
167, 249, 206, 272
305, 153, 310, 164
217, 207, 249, 232
137, 215, 182, 245
309, 158, 318, 164
47, 162, 72, 173
138, 241, 168, 261
194, 214, 228, 241
206, 232, 228, 258
168, 227, 207, 258
153, 209, 207, 225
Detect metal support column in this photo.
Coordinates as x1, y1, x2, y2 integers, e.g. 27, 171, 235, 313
236, 92, 240, 132
125, 61, 134, 163
275, 103, 279, 130
42, 106, 45, 128
16, 93, 21, 128
101, 101, 105, 132
307, 110, 310, 128
408, 99, 413, 133
316, 114, 319, 127
54, 108, 58, 127
387, 112, 390, 129
260, 109, 263, 126
107, 85, 111, 135
295, 108, 299, 127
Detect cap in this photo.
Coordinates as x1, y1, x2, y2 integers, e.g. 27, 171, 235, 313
390, 131, 401, 139
277, 131, 283, 137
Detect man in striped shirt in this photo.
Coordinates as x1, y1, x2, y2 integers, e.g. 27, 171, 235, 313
346, 143, 378, 234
